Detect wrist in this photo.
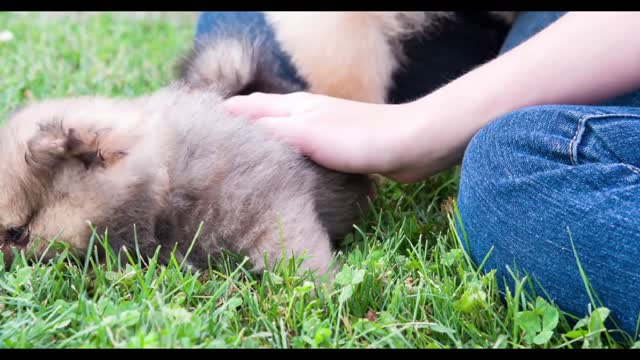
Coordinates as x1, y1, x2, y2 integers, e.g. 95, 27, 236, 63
377, 99, 456, 182
386, 71, 510, 182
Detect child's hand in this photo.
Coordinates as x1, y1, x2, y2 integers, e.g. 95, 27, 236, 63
223, 92, 438, 183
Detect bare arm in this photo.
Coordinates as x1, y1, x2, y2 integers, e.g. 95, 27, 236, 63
225, 12, 640, 183
405, 12, 640, 178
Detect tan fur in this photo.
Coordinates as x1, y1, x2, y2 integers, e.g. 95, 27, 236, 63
0, 86, 371, 279
264, 11, 446, 103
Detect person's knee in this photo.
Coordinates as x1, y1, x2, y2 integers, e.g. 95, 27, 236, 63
454, 107, 583, 325
461, 104, 640, 187
460, 105, 569, 189
455, 106, 640, 337
455, 105, 578, 258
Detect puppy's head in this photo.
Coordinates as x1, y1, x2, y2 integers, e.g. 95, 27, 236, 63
0, 98, 167, 266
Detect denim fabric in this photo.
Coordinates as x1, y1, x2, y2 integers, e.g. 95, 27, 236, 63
458, 12, 640, 337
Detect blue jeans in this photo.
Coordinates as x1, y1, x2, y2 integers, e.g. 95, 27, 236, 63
458, 11, 640, 337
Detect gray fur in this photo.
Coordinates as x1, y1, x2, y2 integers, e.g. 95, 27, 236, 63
176, 33, 302, 97
0, 86, 372, 277
0, 28, 374, 276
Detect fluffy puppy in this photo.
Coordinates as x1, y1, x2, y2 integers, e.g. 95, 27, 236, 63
0, 85, 372, 277
179, 11, 515, 103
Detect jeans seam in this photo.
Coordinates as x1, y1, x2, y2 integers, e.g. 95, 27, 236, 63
622, 163, 640, 176
569, 113, 640, 170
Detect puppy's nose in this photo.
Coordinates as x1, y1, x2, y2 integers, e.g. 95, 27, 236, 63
17, 230, 30, 246
7, 227, 30, 247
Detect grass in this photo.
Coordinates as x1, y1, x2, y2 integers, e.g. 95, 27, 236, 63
0, 12, 635, 348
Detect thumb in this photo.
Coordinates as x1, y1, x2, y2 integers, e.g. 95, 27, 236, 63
223, 93, 292, 120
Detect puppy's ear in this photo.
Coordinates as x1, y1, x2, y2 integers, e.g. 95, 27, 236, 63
25, 119, 126, 172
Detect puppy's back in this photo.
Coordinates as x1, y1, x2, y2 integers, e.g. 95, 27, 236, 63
173, 29, 374, 244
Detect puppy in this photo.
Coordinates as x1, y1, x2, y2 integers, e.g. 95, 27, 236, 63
180, 11, 515, 103
0, 25, 376, 277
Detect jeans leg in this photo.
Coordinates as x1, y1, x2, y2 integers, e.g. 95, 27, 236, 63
457, 104, 640, 336
500, 11, 567, 54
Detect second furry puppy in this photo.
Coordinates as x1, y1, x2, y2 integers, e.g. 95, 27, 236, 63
179, 12, 515, 103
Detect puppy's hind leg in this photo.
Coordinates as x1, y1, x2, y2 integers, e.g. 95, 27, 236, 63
245, 199, 337, 283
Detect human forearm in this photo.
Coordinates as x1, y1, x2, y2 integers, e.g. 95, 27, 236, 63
224, 13, 640, 183
402, 12, 640, 178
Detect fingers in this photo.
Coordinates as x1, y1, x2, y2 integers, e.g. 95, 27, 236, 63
223, 92, 317, 154
223, 92, 289, 119
252, 115, 309, 152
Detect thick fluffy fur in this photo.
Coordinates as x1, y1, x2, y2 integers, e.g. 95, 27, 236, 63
0, 86, 372, 276
178, 11, 515, 103
264, 11, 436, 103
177, 35, 302, 96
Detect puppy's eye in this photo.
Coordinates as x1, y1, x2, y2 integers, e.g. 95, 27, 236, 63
7, 226, 26, 243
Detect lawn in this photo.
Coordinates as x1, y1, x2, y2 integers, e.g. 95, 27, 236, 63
0, 12, 633, 348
